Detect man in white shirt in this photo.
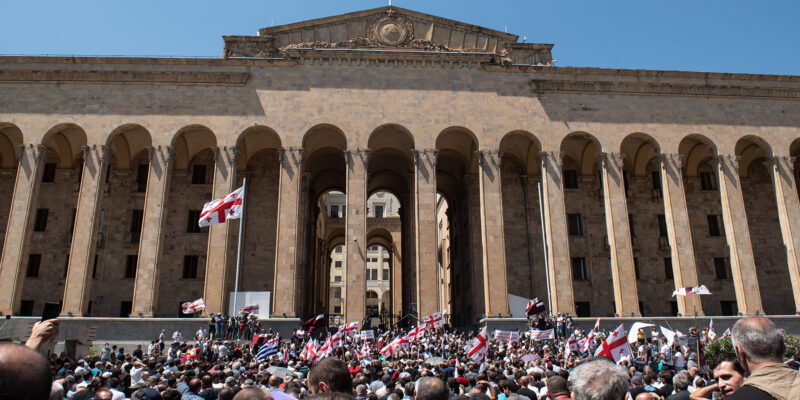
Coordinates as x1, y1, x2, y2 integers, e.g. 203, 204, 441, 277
173, 329, 183, 343
660, 337, 674, 369
129, 361, 145, 385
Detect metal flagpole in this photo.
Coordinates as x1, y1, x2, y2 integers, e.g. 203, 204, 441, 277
537, 182, 553, 313
233, 177, 246, 317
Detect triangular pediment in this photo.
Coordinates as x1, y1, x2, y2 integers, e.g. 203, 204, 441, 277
258, 6, 517, 53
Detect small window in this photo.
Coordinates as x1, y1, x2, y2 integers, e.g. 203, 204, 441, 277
124, 255, 137, 279
700, 172, 716, 191
341, 205, 346, 217
130, 209, 144, 243
26, 254, 41, 278
183, 255, 199, 279
708, 215, 723, 237
383, 269, 389, 280
98, 210, 104, 234
33, 208, 49, 232
330, 205, 339, 218
375, 205, 385, 218
191, 164, 207, 184
119, 301, 132, 318
639, 301, 645, 317
333, 288, 341, 299
634, 258, 640, 280
383, 257, 390, 264
92, 255, 98, 279
187, 210, 202, 233
334, 275, 341, 282
334, 261, 342, 269
664, 258, 674, 280
333, 305, 342, 314
575, 302, 591, 318
651, 171, 662, 190
563, 170, 579, 189
669, 301, 679, 316
136, 164, 149, 192
657, 214, 668, 238
19, 300, 35, 316
567, 214, 583, 236
42, 163, 57, 183
335, 246, 343, 254
720, 301, 737, 316
714, 257, 729, 279
571, 257, 587, 280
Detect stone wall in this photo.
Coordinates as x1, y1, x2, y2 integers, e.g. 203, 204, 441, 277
0, 168, 15, 260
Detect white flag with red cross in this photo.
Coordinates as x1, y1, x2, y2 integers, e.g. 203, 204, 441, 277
424, 312, 444, 329
380, 336, 409, 358
707, 319, 717, 340
300, 340, 317, 361
198, 186, 244, 227
181, 298, 205, 314
580, 330, 596, 353
466, 326, 489, 361
565, 334, 579, 357
405, 325, 426, 342
595, 324, 633, 362
342, 321, 361, 337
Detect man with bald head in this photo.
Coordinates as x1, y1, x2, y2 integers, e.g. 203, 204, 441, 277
182, 378, 205, 400
0, 342, 52, 400
728, 316, 800, 400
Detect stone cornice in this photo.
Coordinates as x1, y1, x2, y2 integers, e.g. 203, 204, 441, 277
285, 48, 495, 68
0, 69, 251, 85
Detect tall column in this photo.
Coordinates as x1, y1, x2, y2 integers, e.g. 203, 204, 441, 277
598, 152, 641, 317
61, 144, 111, 316
657, 154, 704, 316
766, 156, 800, 314
273, 147, 304, 318
344, 148, 368, 322
476, 150, 510, 317
131, 145, 175, 317
714, 155, 763, 315
520, 175, 537, 297
0, 144, 47, 315
464, 174, 486, 320
538, 152, 575, 314
202, 146, 239, 316
412, 149, 440, 318
390, 230, 402, 321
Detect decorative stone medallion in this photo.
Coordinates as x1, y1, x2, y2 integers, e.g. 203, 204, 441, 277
369, 14, 414, 47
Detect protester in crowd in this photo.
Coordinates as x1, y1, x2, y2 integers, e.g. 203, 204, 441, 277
568, 358, 628, 400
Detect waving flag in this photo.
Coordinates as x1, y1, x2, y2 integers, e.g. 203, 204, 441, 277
357, 342, 371, 359
315, 340, 331, 362
525, 298, 546, 316
199, 186, 244, 227
380, 336, 409, 358
342, 321, 361, 337
565, 334, 579, 357
466, 326, 489, 361
330, 331, 344, 349
256, 337, 279, 361
721, 328, 731, 339
304, 314, 325, 333
300, 340, 317, 361
580, 330, 596, 353
595, 324, 632, 362
405, 325, 426, 342
707, 319, 717, 340
181, 298, 205, 314
672, 285, 712, 297
424, 313, 444, 329
529, 329, 555, 340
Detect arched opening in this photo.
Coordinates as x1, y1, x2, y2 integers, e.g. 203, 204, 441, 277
559, 131, 611, 317
736, 136, 790, 314
87, 124, 152, 317
366, 225, 395, 329
499, 131, 545, 314
436, 127, 479, 325
327, 242, 346, 327
0, 123, 23, 266
158, 125, 217, 317
678, 134, 733, 316
19, 124, 87, 316
619, 133, 670, 316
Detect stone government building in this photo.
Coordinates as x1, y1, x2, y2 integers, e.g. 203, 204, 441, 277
1, 6, 800, 328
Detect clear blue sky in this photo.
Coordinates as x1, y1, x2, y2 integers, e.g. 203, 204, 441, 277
2, 0, 798, 75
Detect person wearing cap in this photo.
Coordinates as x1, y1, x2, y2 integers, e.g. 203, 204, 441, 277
132, 387, 164, 400
629, 375, 646, 399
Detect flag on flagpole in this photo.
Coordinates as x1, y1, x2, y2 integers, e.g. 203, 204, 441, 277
256, 337, 280, 361
672, 285, 712, 297
525, 298, 546, 316
424, 313, 444, 329
198, 186, 245, 227
721, 328, 731, 339
304, 314, 325, 333
580, 330, 597, 353
300, 340, 317, 361
595, 325, 633, 362
707, 319, 717, 340
405, 325, 426, 342
343, 321, 361, 337
181, 298, 205, 314
529, 329, 555, 340
565, 334, 579, 357
466, 327, 489, 361
360, 330, 375, 340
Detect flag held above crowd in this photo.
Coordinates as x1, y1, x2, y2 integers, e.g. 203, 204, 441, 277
181, 298, 205, 314
672, 284, 712, 297
595, 324, 632, 363
525, 297, 545, 317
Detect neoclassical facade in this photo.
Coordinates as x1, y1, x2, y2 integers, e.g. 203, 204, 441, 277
1, 6, 800, 326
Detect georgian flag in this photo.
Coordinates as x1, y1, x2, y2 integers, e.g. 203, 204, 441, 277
707, 319, 717, 340
360, 330, 375, 340
595, 324, 633, 362
721, 328, 731, 339
580, 330, 596, 353
493, 330, 520, 342
198, 186, 244, 227
356, 342, 371, 359
466, 326, 489, 361
181, 298, 205, 314
565, 334, 579, 357
380, 336, 409, 358
330, 331, 344, 349
405, 325, 426, 342
315, 339, 331, 362
424, 312, 444, 329
342, 321, 361, 337
525, 298, 546, 316
300, 340, 317, 361
672, 285, 712, 297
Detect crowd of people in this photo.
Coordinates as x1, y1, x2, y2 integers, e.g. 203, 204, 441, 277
1, 314, 798, 400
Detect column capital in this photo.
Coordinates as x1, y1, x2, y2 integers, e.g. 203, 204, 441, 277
656, 153, 684, 168
595, 152, 625, 170
278, 146, 305, 165
212, 146, 240, 164
411, 149, 439, 167
764, 155, 796, 172
711, 154, 740, 173
344, 148, 370, 168
537, 151, 564, 169
17, 144, 48, 162
475, 149, 502, 167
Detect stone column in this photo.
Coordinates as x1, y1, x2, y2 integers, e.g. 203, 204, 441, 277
344, 149, 368, 322
713, 155, 763, 315
657, 154, 704, 316
597, 152, 641, 317
390, 230, 402, 320
476, 150, 510, 317
766, 156, 800, 314
538, 152, 575, 314
202, 146, 239, 316
412, 149, 440, 318
61, 145, 111, 316
131, 145, 175, 317
463, 174, 486, 320
272, 147, 304, 318
520, 175, 537, 297
0, 144, 47, 315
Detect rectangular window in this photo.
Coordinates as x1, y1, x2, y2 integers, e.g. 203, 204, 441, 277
330, 205, 339, 218
334, 305, 342, 314
720, 301, 737, 316
575, 302, 591, 318
383, 257, 390, 264
639, 301, 645, 317
714, 257, 729, 279
19, 300, 35, 316
335, 246, 343, 253
700, 172, 716, 191
563, 170, 578, 189
383, 269, 389, 280
187, 210, 202, 233
375, 205, 385, 218
183, 255, 199, 279
92, 255, 98, 279
125, 255, 137, 279
634, 258, 640, 280
333, 288, 341, 299
26, 254, 41, 278
119, 301, 132, 318
136, 164, 148, 192
33, 208, 49, 232
191, 164, 207, 184
669, 301, 679, 316
708, 215, 723, 237
98, 210, 104, 234
651, 171, 662, 190
42, 163, 57, 183
334, 275, 341, 282
657, 214, 668, 238
571, 257, 587, 280
128, 209, 143, 243
341, 205, 346, 217
567, 214, 583, 236
664, 258, 674, 280
334, 261, 342, 269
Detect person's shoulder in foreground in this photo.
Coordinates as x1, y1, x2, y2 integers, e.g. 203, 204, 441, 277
567, 357, 628, 400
